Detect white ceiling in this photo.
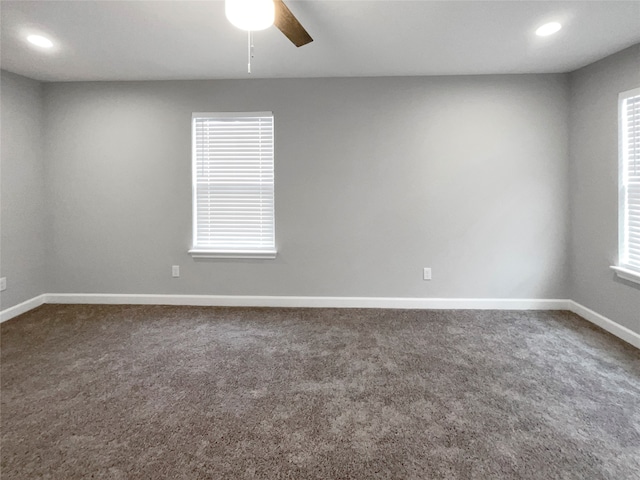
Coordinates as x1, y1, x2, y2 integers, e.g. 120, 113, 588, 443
1, 0, 639, 82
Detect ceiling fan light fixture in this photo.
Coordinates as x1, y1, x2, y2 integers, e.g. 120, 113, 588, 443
225, 0, 275, 31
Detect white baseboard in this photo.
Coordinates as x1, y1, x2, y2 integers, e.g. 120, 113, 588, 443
1, 294, 637, 350
44, 294, 570, 311
568, 301, 640, 349
0, 294, 47, 323
1, 294, 567, 321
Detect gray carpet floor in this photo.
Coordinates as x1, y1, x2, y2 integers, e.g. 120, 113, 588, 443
1, 305, 639, 479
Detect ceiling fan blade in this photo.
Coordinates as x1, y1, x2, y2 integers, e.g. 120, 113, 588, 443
274, 0, 313, 47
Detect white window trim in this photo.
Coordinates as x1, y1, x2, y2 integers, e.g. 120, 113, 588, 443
189, 112, 276, 260
611, 265, 640, 285
611, 87, 640, 284
188, 249, 277, 260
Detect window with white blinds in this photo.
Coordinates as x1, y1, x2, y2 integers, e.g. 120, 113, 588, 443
618, 88, 640, 277
189, 112, 276, 259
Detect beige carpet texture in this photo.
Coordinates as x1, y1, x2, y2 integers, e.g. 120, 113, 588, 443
1, 304, 639, 479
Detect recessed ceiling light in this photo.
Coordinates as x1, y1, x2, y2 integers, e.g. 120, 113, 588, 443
27, 34, 54, 49
536, 22, 562, 37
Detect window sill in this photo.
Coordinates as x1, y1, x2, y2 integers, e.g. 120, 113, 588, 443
610, 266, 640, 285
189, 249, 277, 260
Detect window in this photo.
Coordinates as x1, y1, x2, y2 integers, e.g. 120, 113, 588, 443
189, 112, 276, 259
613, 88, 640, 284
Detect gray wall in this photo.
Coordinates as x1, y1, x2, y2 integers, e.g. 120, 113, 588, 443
569, 44, 640, 333
4, 49, 639, 335
0, 71, 48, 308
43, 75, 570, 299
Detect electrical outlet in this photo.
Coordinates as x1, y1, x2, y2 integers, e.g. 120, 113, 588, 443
423, 268, 432, 281
0, 277, 6, 291
172, 265, 180, 278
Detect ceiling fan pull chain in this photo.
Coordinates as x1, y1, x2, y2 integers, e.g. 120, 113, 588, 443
247, 30, 251, 74
247, 31, 256, 74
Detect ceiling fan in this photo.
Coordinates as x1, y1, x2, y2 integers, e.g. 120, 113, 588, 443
226, 0, 313, 47
273, 0, 313, 47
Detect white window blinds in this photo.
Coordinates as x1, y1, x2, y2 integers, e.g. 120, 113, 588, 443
620, 89, 640, 273
190, 112, 276, 259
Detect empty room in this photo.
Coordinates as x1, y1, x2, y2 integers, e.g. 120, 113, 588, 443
1, 0, 639, 478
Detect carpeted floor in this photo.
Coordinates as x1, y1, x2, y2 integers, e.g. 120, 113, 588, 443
1, 305, 639, 479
